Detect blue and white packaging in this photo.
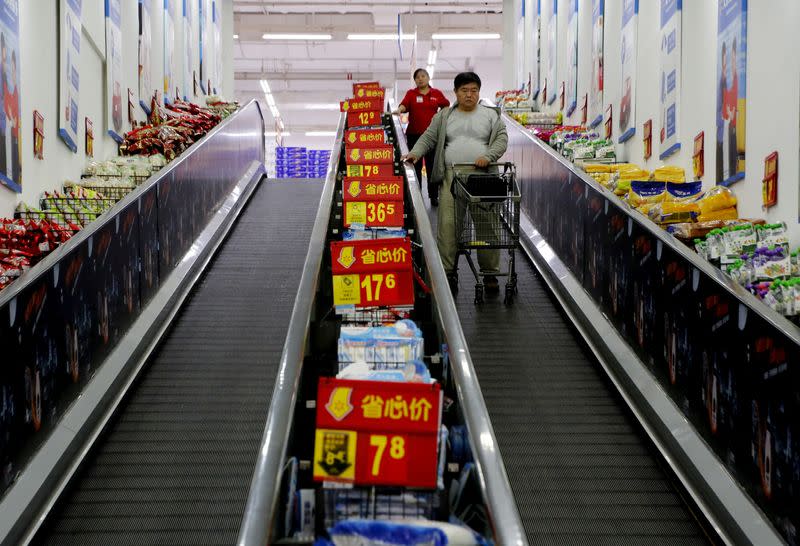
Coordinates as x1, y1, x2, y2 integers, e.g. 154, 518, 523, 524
320, 519, 488, 546
338, 320, 423, 371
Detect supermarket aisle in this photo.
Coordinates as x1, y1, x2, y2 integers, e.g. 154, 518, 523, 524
33, 180, 323, 546
431, 209, 711, 545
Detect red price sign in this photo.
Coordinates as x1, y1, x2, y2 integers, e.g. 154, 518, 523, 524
354, 87, 386, 100
345, 128, 386, 147
353, 81, 381, 95
341, 98, 383, 113
314, 378, 442, 488
330, 238, 414, 308
347, 110, 382, 128
344, 201, 403, 228
346, 145, 394, 165
346, 164, 396, 178
343, 177, 404, 201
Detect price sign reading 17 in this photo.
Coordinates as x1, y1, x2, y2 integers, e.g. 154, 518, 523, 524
314, 378, 442, 488
330, 238, 414, 309
346, 164, 396, 178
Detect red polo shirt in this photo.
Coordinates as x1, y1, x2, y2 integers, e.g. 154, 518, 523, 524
400, 87, 450, 136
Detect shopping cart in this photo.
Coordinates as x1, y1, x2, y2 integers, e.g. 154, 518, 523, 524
451, 162, 520, 305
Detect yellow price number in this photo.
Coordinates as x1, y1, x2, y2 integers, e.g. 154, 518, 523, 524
360, 273, 396, 302
364, 165, 378, 176
369, 435, 406, 476
358, 112, 371, 125
366, 202, 395, 223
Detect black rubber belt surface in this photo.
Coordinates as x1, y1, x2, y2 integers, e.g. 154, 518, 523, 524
428, 205, 710, 546
34, 179, 323, 546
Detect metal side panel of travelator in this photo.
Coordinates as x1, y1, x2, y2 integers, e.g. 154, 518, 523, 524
236, 113, 528, 545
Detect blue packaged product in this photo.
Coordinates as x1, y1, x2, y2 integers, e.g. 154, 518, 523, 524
321, 520, 488, 546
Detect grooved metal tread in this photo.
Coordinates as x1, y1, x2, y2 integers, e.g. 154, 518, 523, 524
34, 179, 324, 546
428, 202, 710, 546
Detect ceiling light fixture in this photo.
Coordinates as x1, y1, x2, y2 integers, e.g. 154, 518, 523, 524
347, 33, 416, 41
431, 33, 501, 40
262, 33, 332, 40
233, 34, 239, 39
305, 131, 337, 137
304, 103, 340, 110
266, 131, 291, 137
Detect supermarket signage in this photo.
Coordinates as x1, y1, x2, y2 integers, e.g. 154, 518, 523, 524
353, 81, 381, 94
347, 146, 394, 165
346, 164, 396, 178
354, 87, 386, 100
344, 201, 403, 228
314, 378, 442, 488
343, 177, 404, 201
330, 238, 414, 308
345, 128, 386, 147
340, 98, 383, 113
347, 110, 382, 128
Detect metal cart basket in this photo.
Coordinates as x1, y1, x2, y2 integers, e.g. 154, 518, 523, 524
451, 162, 520, 304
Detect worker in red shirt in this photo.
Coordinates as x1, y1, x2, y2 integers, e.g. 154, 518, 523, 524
394, 69, 450, 206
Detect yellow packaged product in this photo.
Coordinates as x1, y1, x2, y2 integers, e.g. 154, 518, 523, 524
696, 186, 737, 215
614, 179, 631, 196
653, 165, 686, 183
696, 207, 738, 223
628, 181, 666, 208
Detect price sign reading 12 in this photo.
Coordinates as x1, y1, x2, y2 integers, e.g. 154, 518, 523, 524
348, 110, 382, 128
314, 378, 442, 488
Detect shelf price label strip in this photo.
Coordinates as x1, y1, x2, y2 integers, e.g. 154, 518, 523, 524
330, 237, 414, 309
313, 378, 442, 488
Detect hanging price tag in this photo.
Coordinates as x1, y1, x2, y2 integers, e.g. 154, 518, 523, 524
343, 177, 404, 201
345, 201, 403, 228
314, 378, 442, 488
330, 238, 414, 309
347, 110, 382, 128
345, 128, 386, 147
353, 87, 386, 100
346, 145, 394, 165
346, 164, 396, 178
341, 98, 384, 113
353, 81, 381, 95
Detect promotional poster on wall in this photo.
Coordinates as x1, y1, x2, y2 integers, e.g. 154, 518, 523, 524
105, 0, 124, 143
716, 0, 746, 186
547, 0, 557, 105
164, 0, 176, 103
59, 0, 81, 154
531, 0, 540, 99
618, 0, 638, 143
0, 0, 20, 192
659, 0, 681, 159
566, 0, 578, 116
183, 0, 193, 100
589, 0, 604, 127
139, 0, 153, 113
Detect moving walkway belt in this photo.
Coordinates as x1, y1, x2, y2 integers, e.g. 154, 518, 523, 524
33, 180, 323, 546
429, 209, 712, 545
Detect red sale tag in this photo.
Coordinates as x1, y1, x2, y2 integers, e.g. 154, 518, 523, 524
346, 164, 396, 178
344, 201, 404, 228
331, 238, 414, 308
345, 128, 386, 147
314, 379, 442, 488
343, 177, 404, 202
347, 110, 382, 128
341, 98, 383, 113
354, 87, 386, 100
346, 145, 394, 165
353, 81, 381, 95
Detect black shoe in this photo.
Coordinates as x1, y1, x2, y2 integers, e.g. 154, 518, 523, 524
484, 275, 499, 293
430, 198, 438, 207
447, 273, 458, 294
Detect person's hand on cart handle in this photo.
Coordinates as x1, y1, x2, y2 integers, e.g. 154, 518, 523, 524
392, 105, 407, 116
402, 153, 419, 164
474, 156, 490, 168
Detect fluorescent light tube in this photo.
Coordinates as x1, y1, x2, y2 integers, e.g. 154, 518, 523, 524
262, 33, 332, 40
305, 131, 336, 137
431, 33, 501, 40
304, 104, 340, 110
347, 33, 415, 41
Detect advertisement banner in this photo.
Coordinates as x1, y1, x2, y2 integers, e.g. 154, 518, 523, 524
618, 0, 638, 143
105, 0, 123, 142
213, 0, 221, 94
164, 0, 176, 103
589, 0, 604, 127
139, 0, 153, 112
0, 0, 20, 191
566, 0, 578, 115
59, 0, 81, 153
547, 0, 557, 105
183, 0, 193, 100
716, 0, 746, 186
659, 0, 681, 159
531, 0, 540, 99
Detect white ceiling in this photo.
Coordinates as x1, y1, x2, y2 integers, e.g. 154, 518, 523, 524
233, 1, 505, 139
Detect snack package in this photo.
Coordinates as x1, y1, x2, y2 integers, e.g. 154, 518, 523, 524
696, 186, 737, 215
322, 520, 488, 546
338, 320, 424, 370
697, 207, 738, 223
653, 165, 686, 183
628, 181, 666, 210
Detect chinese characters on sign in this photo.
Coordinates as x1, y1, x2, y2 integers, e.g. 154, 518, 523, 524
347, 146, 394, 165
330, 238, 414, 308
345, 129, 386, 147
343, 177, 404, 201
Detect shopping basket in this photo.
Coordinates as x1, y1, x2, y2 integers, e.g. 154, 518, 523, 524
450, 162, 520, 305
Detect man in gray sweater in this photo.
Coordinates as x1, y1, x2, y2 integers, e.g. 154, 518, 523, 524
403, 72, 508, 293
